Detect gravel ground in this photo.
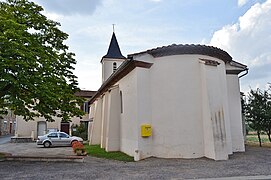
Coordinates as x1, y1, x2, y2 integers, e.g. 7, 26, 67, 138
0, 146, 271, 180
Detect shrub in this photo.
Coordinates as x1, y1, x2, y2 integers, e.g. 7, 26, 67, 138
72, 124, 88, 140
72, 141, 86, 156
0, 153, 5, 160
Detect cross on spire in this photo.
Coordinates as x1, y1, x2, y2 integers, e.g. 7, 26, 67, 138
112, 24, 115, 33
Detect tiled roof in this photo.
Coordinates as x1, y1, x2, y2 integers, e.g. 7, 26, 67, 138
74, 90, 96, 98
128, 44, 233, 62
103, 32, 126, 59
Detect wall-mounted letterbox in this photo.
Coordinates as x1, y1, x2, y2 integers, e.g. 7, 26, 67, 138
141, 124, 152, 137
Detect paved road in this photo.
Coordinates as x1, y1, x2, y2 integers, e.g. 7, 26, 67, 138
0, 146, 271, 180
0, 135, 12, 145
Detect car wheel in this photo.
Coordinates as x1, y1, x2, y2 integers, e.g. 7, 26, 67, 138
43, 141, 51, 148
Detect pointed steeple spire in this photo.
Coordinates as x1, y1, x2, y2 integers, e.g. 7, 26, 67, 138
103, 32, 126, 59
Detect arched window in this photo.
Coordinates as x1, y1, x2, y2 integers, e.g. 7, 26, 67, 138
120, 91, 123, 113
113, 62, 117, 72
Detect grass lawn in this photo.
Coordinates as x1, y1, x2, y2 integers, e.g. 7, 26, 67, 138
84, 135, 271, 160
0, 152, 5, 159
246, 134, 271, 148
84, 144, 134, 162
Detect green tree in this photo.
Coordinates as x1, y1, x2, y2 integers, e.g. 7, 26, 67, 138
263, 89, 271, 142
245, 88, 271, 146
0, 0, 84, 121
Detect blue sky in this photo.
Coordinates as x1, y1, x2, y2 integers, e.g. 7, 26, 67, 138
31, 0, 271, 92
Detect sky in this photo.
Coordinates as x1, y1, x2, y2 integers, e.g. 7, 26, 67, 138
30, 0, 271, 93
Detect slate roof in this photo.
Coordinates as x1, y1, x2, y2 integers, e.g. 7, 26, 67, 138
128, 44, 233, 63
103, 32, 126, 59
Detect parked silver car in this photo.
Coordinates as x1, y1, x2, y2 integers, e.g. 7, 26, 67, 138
36, 132, 83, 148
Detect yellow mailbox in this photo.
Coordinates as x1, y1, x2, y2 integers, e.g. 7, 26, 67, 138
141, 124, 152, 137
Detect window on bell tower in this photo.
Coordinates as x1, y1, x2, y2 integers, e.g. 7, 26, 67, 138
113, 62, 117, 72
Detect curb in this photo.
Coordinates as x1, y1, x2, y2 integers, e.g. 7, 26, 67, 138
2, 154, 85, 163
191, 175, 271, 180
0, 152, 11, 161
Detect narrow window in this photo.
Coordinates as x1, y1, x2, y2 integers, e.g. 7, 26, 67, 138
81, 101, 90, 113
4, 121, 7, 130
120, 91, 123, 113
85, 101, 90, 114
113, 62, 117, 72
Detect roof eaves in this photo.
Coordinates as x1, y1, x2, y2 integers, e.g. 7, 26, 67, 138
89, 60, 153, 104
226, 60, 248, 75
74, 90, 97, 98
226, 69, 248, 75
229, 60, 247, 69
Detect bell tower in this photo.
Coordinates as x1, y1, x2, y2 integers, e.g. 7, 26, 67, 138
101, 32, 126, 82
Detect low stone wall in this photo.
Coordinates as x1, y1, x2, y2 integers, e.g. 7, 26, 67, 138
11, 137, 34, 143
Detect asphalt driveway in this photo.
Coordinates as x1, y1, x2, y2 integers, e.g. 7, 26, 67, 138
0, 135, 13, 145
0, 142, 74, 157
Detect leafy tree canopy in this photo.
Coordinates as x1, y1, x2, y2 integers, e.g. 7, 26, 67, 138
0, 0, 85, 121
244, 87, 271, 146
245, 89, 267, 131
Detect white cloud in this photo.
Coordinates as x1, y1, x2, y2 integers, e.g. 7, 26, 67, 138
33, 0, 102, 15
238, 0, 249, 7
210, 0, 271, 91
41, 12, 64, 22
26, 0, 271, 92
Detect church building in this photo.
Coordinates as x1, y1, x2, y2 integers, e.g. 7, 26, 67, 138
89, 32, 248, 161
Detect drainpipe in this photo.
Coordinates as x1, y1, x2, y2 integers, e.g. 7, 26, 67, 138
238, 68, 248, 141
238, 68, 248, 78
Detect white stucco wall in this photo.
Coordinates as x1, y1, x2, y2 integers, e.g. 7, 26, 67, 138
132, 54, 234, 160
217, 62, 233, 155
200, 62, 216, 159
101, 92, 109, 148
135, 68, 153, 159
201, 60, 228, 160
118, 69, 139, 157
226, 74, 245, 152
102, 58, 125, 82
88, 102, 95, 141
149, 55, 205, 158
105, 86, 121, 151
90, 98, 103, 145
